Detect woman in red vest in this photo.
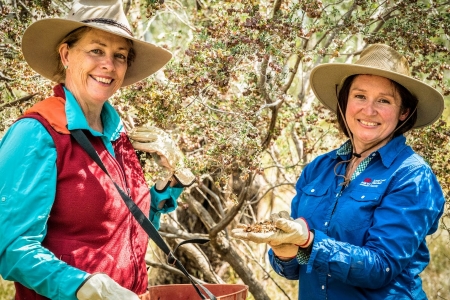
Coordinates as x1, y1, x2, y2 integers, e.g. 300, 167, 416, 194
0, 0, 193, 299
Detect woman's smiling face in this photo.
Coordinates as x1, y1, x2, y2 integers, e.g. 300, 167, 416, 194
59, 28, 130, 106
345, 75, 409, 152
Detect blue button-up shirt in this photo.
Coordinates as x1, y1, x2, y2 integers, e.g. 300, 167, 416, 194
269, 135, 445, 299
0, 88, 181, 299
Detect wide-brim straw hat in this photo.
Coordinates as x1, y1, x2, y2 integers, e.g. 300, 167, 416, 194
310, 44, 444, 128
21, 0, 172, 87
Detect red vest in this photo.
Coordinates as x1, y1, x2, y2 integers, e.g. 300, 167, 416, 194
14, 86, 150, 299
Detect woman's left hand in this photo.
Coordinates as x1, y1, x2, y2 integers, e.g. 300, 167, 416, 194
128, 126, 195, 189
270, 243, 299, 260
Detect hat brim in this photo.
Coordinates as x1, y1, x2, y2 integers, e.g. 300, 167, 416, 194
310, 64, 444, 128
22, 19, 172, 87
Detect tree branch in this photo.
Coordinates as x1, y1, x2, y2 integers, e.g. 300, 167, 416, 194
0, 71, 13, 82
211, 234, 271, 300
209, 175, 253, 238
0, 94, 37, 112
184, 193, 217, 230
159, 223, 209, 240
281, 54, 301, 93
173, 238, 224, 283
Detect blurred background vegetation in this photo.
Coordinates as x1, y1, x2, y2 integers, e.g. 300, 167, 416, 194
1, 0, 449, 299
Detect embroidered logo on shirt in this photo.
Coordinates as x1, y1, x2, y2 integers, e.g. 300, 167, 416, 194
360, 179, 385, 187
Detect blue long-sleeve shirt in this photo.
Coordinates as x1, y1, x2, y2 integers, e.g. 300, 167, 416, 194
269, 135, 445, 299
0, 88, 181, 299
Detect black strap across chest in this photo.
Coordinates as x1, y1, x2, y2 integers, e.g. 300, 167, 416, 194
70, 129, 216, 300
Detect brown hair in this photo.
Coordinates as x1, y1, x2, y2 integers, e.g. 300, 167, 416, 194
336, 75, 418, 137
53, 26, 136, 83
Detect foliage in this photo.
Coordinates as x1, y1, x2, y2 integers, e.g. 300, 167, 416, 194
0, 275, 15, 299
1, 0, 449, 299
422, 228, 450, 299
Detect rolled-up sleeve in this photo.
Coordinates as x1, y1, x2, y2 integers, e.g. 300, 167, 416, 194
149, 185, 183, 230
0, 119, 88, 300
268, 248, 300, 280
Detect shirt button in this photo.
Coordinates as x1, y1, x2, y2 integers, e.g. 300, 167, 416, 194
311, 189, 315, 193
386, 268, 390, 272
1, 196, 5, 202
361, 195, 365, 199
328, 274, 331, 277
324, 222, 328, 226
322, 285, 325, 289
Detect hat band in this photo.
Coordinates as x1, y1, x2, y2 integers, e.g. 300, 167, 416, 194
81, 18, 133, 37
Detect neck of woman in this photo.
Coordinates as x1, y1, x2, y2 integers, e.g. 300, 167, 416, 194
80, 106, 103, 133
352, 133, 395, 159
345, 134, 395, 179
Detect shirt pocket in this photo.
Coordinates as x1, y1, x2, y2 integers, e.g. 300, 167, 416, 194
297, 182, 329, 219
335, 190, 381, 231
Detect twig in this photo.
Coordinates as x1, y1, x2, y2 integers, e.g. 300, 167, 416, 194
197, 184, 224, 217
281, 54, 301, 94
210, 174, 254, 238
0, 94, 37, 112
0, 71, 13, 82
249, 183, 295, 205
17, 0, 34, 18
159, 223, 209, 240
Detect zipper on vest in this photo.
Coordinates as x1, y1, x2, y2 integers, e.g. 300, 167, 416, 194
104, 145, 141, 291
105, 150, 130, 197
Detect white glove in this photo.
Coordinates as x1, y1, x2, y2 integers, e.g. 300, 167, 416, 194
267, 212, 301, 258
232, 211, 311, 247
128, 126, 195, 190
76, 273, 140, 300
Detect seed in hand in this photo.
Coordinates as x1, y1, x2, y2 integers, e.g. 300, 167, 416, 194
237, 221, 278, 233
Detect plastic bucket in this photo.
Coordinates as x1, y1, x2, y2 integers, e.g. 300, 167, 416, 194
148, 284, 248, 300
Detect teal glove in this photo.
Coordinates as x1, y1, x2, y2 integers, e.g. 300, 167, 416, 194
149, 185, 183, 230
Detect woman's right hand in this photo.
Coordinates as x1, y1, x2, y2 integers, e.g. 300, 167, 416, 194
270, 243, 299, 260
76, 273, 139, 300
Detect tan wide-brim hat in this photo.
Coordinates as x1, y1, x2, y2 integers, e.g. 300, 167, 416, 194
310, 44, 444, 128
21, 0, 172, 87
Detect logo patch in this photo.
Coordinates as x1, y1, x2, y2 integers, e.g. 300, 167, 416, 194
360, 178, 385, 187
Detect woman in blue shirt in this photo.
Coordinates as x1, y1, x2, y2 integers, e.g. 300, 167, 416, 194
233, 44, 445, 299
0, 0, 193, 299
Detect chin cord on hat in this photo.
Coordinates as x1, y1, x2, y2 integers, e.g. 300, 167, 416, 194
333, 84, 418, 187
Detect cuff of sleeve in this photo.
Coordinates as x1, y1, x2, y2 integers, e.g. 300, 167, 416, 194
149, 186, 183, 229
274, 255, 296, 264
296, 248, 311, 265
60, 268, 90, 300
297, 229, 314, 265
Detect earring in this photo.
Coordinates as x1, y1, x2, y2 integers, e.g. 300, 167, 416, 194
64, 65, 68, 70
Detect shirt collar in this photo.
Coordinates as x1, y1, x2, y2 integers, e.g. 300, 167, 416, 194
377, 135, 408, 167
64, 87, 124, 141
331, 135, 407, 168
